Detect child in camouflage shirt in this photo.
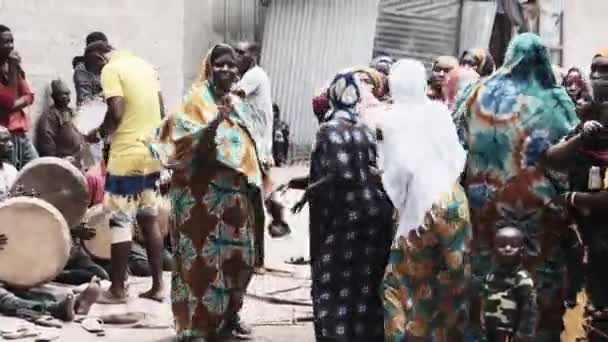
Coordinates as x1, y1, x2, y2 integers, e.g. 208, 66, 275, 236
482, 227, 539, 342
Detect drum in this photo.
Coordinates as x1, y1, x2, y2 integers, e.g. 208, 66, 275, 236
82, 201, 171, 260
12, 157, 89, 228
0, 197, 71, 288
74, 100, 107, 135
81, 204, 112, 260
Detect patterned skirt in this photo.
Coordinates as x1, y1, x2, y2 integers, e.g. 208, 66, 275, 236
170, 167, 257, 341
383, 184, 472, 341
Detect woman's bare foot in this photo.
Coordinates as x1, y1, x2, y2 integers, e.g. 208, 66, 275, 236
74, 278, 102, 315
139, 287, 165, 303
49, 294, 75, 322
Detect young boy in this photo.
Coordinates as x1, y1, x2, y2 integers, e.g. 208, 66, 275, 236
482, 227, 538, 342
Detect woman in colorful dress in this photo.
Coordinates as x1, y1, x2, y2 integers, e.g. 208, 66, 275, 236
145, 44, 264, 342
308, 71, 394, 342
380, 59, 471, 342
462, 33, 580, 341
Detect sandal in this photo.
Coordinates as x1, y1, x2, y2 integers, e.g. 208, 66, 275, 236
81, 317, 105, 336
285, 256, 309, 265
1, 326, 40, 340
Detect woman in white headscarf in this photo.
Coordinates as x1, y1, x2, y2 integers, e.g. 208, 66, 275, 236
380, 59, 471, 341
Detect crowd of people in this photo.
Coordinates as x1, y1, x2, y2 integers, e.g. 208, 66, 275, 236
0, 20, 608, 342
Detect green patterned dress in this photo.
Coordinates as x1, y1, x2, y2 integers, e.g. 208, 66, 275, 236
383, 184, 472, 341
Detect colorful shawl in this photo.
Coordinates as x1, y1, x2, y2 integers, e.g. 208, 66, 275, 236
143, 45, 262, 188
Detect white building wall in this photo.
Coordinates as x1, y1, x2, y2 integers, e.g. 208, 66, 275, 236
0, 0, 185, 125
563, 0, 608, 72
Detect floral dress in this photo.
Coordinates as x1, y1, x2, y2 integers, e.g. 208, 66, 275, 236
383, 184, 472, 341
146, 81, 264, 341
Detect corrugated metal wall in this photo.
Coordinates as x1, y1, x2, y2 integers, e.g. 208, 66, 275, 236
261, 0, 380, 159
373, 0, 462, 69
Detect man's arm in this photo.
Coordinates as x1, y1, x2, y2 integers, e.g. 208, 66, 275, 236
8, 74, 33, 113
97, 65, 125, 139
99, 97, 125, 138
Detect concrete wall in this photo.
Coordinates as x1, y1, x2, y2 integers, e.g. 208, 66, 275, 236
564, 0, 608, 72
0, 0, 185, 125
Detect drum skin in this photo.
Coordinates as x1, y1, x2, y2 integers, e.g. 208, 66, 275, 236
83, 201, 171, 260
0, 197, 71, 288
81, 204, 112, 260
12, 157, 89, 228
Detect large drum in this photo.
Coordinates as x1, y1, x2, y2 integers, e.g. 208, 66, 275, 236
0, 197, 71, 288
12, 157, 89, 228
82, 201, 171, 260
81, 204, 112, 260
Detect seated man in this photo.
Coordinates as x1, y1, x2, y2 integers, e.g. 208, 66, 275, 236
35, 79, 85, 161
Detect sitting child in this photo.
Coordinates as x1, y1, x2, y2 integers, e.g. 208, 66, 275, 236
482, 227, 538, 342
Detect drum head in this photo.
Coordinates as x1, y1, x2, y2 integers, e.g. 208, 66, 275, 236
0, 197, 71, 288
12, 157, 89, 228
74, 100, 107, 135
81, 204, 112, 260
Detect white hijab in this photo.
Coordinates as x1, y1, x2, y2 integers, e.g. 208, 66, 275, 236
379, 59, 467, 237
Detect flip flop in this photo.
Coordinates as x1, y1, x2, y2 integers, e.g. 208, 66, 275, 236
2, 326, 40, 340
31, 316, 62, 328
81, 317, 105, 336
285, 257, 309, 265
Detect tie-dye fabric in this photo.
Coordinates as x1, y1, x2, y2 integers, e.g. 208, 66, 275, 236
383, 184, 472, 341
462, 33, 578, 341
144, 45, 263, 341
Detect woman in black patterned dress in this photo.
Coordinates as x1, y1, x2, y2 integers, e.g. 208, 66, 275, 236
308, 71, 394, 342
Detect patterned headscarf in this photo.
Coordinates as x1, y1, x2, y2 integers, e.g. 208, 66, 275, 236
462, 48, 496, 77
324, 72, 361, 123
194, 43, 235, 87
432, 56, 459, 72
355, 67, 386, 99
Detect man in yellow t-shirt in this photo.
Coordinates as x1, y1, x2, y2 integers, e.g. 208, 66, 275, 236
84, 41, 165, 304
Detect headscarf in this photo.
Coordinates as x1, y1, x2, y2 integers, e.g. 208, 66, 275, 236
143, 44, 262, 187
355, 67, 386, 99
464, 32, 577, 171
379, 59, 466, 237
461, 48, 496, 77
595, 48, 608, 58
324, 71, 361, 123
432, 56, 459, 72
442, 67, 480, 110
